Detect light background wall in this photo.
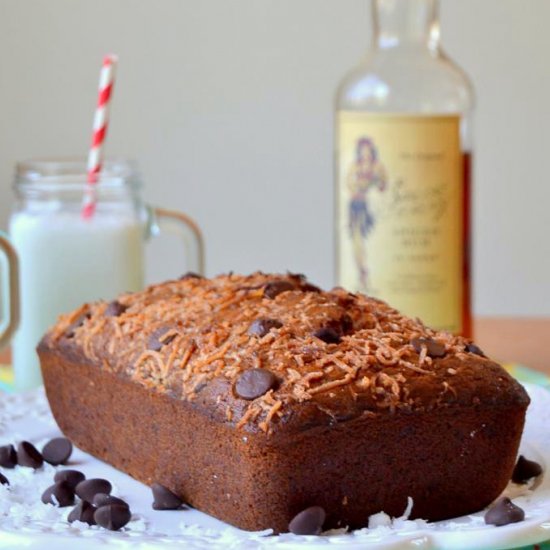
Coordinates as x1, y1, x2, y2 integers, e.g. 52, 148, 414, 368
0, 0, 548, 316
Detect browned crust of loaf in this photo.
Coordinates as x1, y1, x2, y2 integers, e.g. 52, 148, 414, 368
38, 272, 530, 436
40, 346, 527, 533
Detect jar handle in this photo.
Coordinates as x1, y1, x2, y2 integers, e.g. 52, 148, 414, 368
0, 233, 19, 350
146, 207, 205, 275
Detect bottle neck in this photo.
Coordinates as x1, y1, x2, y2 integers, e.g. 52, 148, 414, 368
373, 0, 440, 52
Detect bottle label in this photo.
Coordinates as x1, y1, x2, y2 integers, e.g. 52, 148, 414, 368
336, 112, 464, 333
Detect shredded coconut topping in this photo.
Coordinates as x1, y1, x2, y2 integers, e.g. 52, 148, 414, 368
44, 272, 489, 434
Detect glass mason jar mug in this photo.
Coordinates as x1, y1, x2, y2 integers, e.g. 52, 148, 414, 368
0, 159, 204, 391
335, 0, 474, 336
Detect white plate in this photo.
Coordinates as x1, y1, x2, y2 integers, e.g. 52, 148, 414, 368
0, 383, 549, 550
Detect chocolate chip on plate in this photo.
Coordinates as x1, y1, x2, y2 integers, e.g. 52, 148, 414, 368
42, 437, 73, 466
313, 327, 341, 344
234, 368, 278, 400
263, 280, 295, 299
288, 505, 326, 535
41, 481, 75, 507
512, 455, 543, 484
484, 497, 525, 526
17, 441, 43, 469
54, 469, 85, 490
248, 318, 283, 338
411, 337, 446, 358
104, 300, 128, 317
465, 342, 485, 357
93, 493, 129, 509
94, 504, 132, 531
75, 478, 112, 501
151, 483, 184, 510
148, 328, 177, 352
0, 444, 17, 468
68, 500, 97, 525
0, 472, 9, 486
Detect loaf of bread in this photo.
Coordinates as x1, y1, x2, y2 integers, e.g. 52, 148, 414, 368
38, 272, 529, 533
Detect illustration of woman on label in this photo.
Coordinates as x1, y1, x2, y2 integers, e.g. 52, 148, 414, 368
347, 137, 387, 290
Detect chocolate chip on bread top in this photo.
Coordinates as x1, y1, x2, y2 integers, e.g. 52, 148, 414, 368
43, 272, 524, 436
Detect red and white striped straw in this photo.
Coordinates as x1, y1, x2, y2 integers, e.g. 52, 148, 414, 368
82, 54, 118, 219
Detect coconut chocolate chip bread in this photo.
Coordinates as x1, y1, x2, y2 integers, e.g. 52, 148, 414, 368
38, 272, 529, 533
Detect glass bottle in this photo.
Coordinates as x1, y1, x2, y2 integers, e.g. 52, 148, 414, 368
335, 0, 474, 336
